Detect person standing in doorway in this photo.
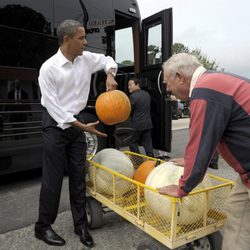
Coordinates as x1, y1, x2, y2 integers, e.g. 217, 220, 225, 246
128, 77, 154, 157
35, 19, 117, 248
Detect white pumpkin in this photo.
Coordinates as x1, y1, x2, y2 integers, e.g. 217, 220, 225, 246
144, 162, 213, 224
89, 148, 134, 196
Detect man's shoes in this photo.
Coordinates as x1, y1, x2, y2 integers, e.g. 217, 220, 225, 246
157, 155, 170, 160
209, 162, 219, 169
35, 228, 65, 246
75, 228, 94, 247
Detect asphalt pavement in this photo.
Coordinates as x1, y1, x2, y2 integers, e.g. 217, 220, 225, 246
0, 118, 238, 250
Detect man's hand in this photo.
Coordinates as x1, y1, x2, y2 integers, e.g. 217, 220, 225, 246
83, 121, 107, 137
157, 185, 180, 197
106, 74, 118, 91
72, 120, 107, 137
169, 157, 185, 167
106, 68, 118, 91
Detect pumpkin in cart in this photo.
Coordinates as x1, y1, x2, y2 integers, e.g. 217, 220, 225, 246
133, 160, 156, 194
88, 148, 134, 196
95, 90, 131, 125
144, 162, 214, 224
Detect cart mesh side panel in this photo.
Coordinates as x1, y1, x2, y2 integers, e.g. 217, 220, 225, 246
87, 151, 233, 249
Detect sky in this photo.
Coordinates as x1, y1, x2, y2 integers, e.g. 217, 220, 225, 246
137, 0, 250, 78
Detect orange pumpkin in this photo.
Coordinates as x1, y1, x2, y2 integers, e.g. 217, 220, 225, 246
95, 90, 131, 125
133, 160, 156, 194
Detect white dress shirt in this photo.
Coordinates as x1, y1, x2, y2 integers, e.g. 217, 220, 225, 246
39, 49, 117, 129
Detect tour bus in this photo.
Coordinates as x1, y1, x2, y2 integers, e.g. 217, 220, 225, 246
0, 0, 173, 175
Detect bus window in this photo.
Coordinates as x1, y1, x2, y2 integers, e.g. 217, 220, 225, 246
115, 27, 134, 66
53, 0, 85, 29
0, 1, 53, 34
147, 24, 162, 66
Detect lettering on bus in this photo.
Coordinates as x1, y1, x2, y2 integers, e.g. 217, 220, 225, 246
88, 19, 115, 28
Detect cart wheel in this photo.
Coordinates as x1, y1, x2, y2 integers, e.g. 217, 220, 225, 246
206, 231, 223, 250
86, 197, 104, 229
178, 231, 222, 250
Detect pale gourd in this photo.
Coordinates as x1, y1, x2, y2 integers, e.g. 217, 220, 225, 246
89, 148, 134, 196
144, 162, 213, 224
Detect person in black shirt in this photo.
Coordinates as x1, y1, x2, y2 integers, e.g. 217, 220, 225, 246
128, 77, 154, 157
7, 79, 30, 138
7, 80, 29, 121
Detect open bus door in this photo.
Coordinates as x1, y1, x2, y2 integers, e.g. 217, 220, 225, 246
140, 8, 173, 152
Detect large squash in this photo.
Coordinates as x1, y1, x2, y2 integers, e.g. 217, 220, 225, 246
144, 162, 213, 224
95, 90, 131, 125
89, 148, 134, 196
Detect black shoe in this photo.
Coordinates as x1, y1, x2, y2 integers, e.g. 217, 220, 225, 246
75, 228, 94, 248
35, 228, 65, 246
157, 155, 170, 160
209, 163, 219, 169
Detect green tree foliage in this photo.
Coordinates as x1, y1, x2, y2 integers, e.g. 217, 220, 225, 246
191, 48, 219, 70
120, 60, 134, 66
172, 43, 222, 71
148, 45, 160, 53
172, 43, 189, 54
171, 43, 225, 111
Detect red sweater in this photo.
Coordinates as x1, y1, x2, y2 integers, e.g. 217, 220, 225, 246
177, 71, 250, 197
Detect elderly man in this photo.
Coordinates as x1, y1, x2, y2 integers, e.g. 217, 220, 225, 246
35, 19, 117, 247
158, 53, 250, 250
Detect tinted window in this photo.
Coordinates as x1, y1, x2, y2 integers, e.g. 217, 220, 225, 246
115, 27, 134, 66
0, 67, 42, 141
0, 26, 58, 69
0, 79, 40, 101
0, 1, 58, 69
0, 1, 53, 34
147, 24, 162, 65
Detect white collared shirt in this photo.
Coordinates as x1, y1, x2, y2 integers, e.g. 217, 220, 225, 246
39, 49, 117, 129
189, 66, 206, 97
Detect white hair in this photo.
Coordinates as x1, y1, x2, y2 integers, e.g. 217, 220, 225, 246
162, 53, 202, 79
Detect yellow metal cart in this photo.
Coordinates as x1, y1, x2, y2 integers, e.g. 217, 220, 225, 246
86, 151, 234, 250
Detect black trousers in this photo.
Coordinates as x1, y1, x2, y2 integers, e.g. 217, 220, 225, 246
35, 110, 87, 231
129, 129, 154, 157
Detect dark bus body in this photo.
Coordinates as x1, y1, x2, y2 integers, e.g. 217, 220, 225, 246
0, 0, 173, 175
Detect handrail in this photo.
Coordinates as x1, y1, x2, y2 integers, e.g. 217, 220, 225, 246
3, 126, 41, 132
0, 131, 42, 138
4, 121, 41, 126
0, 110, 42, 114
157, 70, 162, 94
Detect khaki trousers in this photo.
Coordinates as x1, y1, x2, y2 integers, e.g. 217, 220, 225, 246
222, 177, 250, 250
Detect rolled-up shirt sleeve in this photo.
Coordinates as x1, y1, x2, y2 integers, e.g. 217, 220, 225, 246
104, 56, 118, 74
85, 52, 117, 75
39, 66, 76, 127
